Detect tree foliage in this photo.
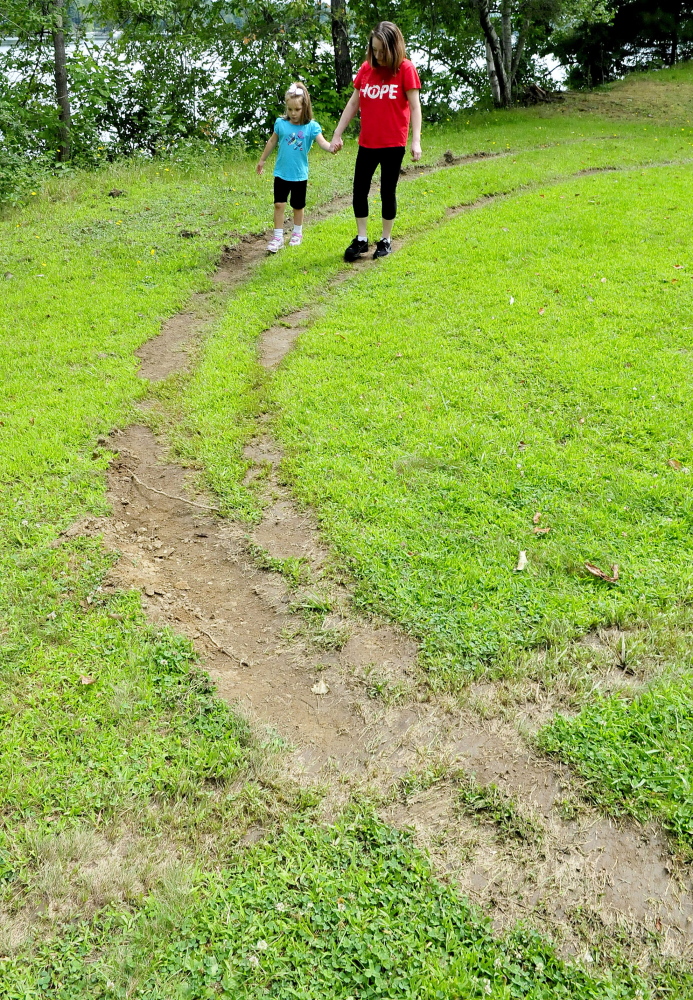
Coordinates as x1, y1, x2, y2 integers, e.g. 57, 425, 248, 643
0, 0, 686, 202
553, 0, 693, 86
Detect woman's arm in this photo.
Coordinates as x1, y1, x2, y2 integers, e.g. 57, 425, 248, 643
330, 90, 360, 152
407, 89, 422, 161
315, 133, 332, 151
256, 132, 278, 174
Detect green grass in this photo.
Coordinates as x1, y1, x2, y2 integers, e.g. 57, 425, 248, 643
267, 163, 693, 679
0, 554, 246, 823
0, 811, 657, 999
4, 78, 693, 995
538, 675, 693, 857
175, 120, 693, 520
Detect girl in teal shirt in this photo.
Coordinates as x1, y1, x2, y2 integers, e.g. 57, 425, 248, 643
257, 82, 333, 252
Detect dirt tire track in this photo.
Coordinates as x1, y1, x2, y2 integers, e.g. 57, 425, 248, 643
73, 154, 693, 956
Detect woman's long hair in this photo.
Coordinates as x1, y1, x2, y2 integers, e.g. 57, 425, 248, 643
366, 21, 406, 74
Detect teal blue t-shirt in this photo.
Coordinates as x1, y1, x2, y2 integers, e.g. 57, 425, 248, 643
273, 118, 322, 182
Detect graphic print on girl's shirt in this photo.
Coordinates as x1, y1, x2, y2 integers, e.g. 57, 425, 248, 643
353, 58, 421, 148
273, 117, 323, 181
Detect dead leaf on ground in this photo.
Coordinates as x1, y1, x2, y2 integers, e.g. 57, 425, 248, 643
668, 458, 683, 470
80, 675, 96, 685
538, 307, 545, 315
584, 562, 619, 583
311, 679, 330, 696
515, 550, 528, 571
534, 526, 551, 535
532, 512, 542, 524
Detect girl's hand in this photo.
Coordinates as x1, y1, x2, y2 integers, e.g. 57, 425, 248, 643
330, 137, 343, 154
411, 142, 422, 162
256, 160, 265, 175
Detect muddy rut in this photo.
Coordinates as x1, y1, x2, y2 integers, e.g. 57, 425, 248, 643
75, 159, 693, 957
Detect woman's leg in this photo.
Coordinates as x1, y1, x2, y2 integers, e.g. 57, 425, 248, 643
352, 146, 380, 238
379, 146, 406, 239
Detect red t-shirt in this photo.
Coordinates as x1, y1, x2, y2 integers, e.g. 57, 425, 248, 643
353, 59, 421, 148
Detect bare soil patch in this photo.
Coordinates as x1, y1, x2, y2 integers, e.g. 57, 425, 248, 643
71, 164, 693, 956
136, 233, 268, 381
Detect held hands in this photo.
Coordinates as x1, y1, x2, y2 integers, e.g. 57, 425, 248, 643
411, 142, 422, 162
256, 160, 265, 175
329, 136, 343, 154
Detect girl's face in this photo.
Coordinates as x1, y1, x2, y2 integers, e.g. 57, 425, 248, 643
371, 35, 386, 66
286, 98, 303, 124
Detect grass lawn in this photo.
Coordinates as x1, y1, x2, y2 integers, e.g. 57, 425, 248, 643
538, 674, 693, 857
4, 68, 693, 997
271, 164, 693, 677
1, 812, 655, 999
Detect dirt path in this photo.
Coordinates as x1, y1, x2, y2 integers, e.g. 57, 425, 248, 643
74, 158, 693, 958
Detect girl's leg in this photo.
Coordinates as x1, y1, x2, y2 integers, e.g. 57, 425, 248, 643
288, 182, 307, 246
379, 146, 406, 239
274, 202, 286, 229
290, 181, 307, 227
352, 146, 380, 238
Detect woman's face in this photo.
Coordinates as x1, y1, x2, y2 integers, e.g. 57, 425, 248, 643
371, 35, 386, 65
286, 98, 303, 123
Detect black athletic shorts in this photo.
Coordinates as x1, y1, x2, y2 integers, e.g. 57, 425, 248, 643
273, 176, 308, 210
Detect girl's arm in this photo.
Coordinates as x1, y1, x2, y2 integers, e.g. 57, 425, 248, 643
315, 133, 332, 152
330, 90, 360, 152
407, 89, 422, 161
256, 132, 278, 174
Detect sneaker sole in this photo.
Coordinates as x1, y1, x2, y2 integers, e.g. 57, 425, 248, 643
344, 250, 368, 262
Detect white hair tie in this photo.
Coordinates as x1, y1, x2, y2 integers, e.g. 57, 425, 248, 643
288, 84, 304, 96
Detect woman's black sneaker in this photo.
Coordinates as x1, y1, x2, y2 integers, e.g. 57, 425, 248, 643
344, 237, 369, 262
373, 238, 392, 259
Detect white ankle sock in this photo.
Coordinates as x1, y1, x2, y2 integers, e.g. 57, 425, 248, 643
293, 224, 303, 235
381, 235, 391, 243
273, 228, 283, 239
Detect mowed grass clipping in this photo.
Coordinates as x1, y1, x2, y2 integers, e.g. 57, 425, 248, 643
273, 164, 693, 679
1, 812, 652, 1000
538, 675, 693, 855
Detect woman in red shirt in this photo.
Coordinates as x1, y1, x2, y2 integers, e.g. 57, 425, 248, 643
331, 21, 422, 260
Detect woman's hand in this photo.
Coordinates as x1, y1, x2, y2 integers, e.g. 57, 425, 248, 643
330, 136, 343, 154
256, 160, 265, 175
411, 142, 421, 162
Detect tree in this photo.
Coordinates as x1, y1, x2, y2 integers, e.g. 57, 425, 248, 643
468, 0, 613, 105
51, 0, 72, 160
331, 0, 353, 92
0, 0, 74, 158
553, 0, 693, 86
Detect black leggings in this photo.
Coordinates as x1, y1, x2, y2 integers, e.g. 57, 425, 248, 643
352, 145, 406, 220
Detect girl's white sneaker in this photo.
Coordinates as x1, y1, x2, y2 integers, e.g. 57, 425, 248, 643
266, 235, 283, 253
288, 231, 303, 247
